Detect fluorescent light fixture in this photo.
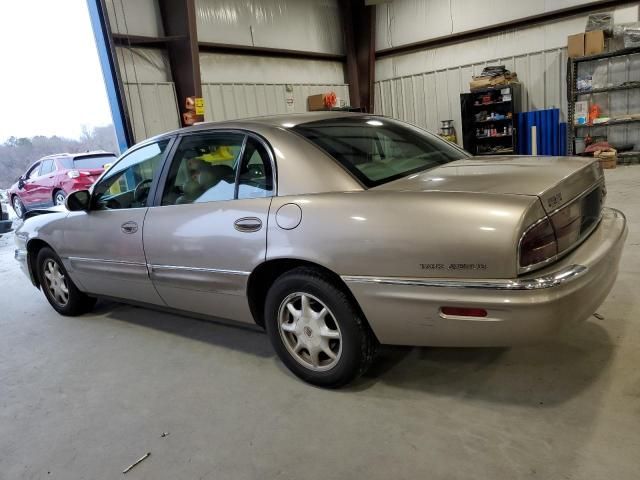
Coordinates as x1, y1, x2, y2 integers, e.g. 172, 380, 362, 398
351, 216, 367, 221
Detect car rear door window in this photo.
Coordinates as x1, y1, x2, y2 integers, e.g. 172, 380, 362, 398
161, 133, 245, 206
237, 137, 274, 199
40, 159, 55, 175
93, 140, 170, 210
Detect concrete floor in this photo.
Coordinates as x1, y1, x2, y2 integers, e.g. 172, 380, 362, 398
1, 167, 639, 480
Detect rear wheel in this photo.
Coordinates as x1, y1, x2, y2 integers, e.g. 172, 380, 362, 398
36, 247, 96, 316
12, 196, 24, 218
53, 190, 66, 206
265, 267, 376, 388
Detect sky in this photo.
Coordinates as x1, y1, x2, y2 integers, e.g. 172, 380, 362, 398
0, 0, 113, 141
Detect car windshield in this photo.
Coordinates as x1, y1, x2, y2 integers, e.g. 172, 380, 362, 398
293, 117, 469, 187
73, 155, 115, 169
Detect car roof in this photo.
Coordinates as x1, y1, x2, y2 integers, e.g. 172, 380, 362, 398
152, 111, 368, 140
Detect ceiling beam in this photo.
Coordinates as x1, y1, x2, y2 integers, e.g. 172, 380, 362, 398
198, 42, 346, 62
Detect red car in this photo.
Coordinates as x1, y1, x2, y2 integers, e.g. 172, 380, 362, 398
9, 151, 116, 218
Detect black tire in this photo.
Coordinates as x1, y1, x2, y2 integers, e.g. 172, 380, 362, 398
53, 190, 67, 206
265, 267, 377, 388
36, 247, 96, 316
12, 195, 25, 219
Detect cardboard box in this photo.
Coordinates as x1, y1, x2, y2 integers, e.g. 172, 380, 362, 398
568, 33, 585, 57
307, 94, 326, 111
585, 30, 605, 55
598, 155, 617, 169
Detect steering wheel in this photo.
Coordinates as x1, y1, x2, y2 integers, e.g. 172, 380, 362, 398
133, 178, 153, 204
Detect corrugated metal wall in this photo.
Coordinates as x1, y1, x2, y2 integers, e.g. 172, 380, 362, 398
202, 83, 350, 122
116, 47, 181, 142
374, 48, 568, 144
196, 0, 343, 54
375, 0, 625, 51
199, 52, 346, 84
123, 83, 181, 142
105, 0, 164, 37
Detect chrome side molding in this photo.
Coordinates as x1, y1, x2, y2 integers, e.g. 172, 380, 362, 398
342, 264, 588, 290
148, 264, 250, 276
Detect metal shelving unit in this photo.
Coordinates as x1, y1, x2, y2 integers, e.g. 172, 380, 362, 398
460, 84, 521, 156
567, 46, 640, 158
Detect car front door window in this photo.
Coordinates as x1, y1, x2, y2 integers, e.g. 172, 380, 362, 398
26, 163, 41, 180
93, 140, 170, 210
161, 133, 245, 206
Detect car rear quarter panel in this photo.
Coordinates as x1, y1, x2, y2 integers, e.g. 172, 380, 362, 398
267, 190, 543, 279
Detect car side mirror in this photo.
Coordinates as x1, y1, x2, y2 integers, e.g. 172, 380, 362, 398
65, 190, 91, 212
17, 177, 25, 189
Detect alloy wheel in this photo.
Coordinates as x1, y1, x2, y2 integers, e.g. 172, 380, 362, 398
13, 197, 23, 217
277, 292, 342, 371
54, 191, 66, 206
43, 259, 69, 307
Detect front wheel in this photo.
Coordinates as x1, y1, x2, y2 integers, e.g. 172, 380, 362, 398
36, 247, 96, 316
12, 196, 24, 218
265, 267, 377, 388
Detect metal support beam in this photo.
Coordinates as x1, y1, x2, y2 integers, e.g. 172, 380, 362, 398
339, 0, 375, 112
157, 0, 203, 125
86, 0, 134, 152
198, 42, 346, 62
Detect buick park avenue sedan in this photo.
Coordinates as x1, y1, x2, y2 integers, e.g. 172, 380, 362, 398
14, 113, 627, 387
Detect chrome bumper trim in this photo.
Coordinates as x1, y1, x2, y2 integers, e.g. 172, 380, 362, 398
342, 264, 588, 291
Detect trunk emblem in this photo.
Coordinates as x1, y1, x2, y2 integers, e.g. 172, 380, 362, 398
548, 192, 563, 209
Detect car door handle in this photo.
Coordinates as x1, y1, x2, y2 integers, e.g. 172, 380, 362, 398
234, 217, 262, 233
121, 221, 138, 234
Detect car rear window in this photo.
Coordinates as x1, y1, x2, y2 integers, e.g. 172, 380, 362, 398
72, 155, 115, 169
292, 117, 469, 187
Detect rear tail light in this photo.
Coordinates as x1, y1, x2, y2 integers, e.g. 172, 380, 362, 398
519, 217, 558, 269
549, 201, 582, 251
67, 170, 91, 179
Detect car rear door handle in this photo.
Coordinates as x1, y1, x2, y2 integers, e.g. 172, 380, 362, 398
234, 217, 262, 233
121, 221, 138, 234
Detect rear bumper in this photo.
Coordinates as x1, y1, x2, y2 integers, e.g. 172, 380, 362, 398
344, 208, 627, 347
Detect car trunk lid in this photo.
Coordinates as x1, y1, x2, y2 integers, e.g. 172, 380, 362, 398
373, 155, 604, 213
